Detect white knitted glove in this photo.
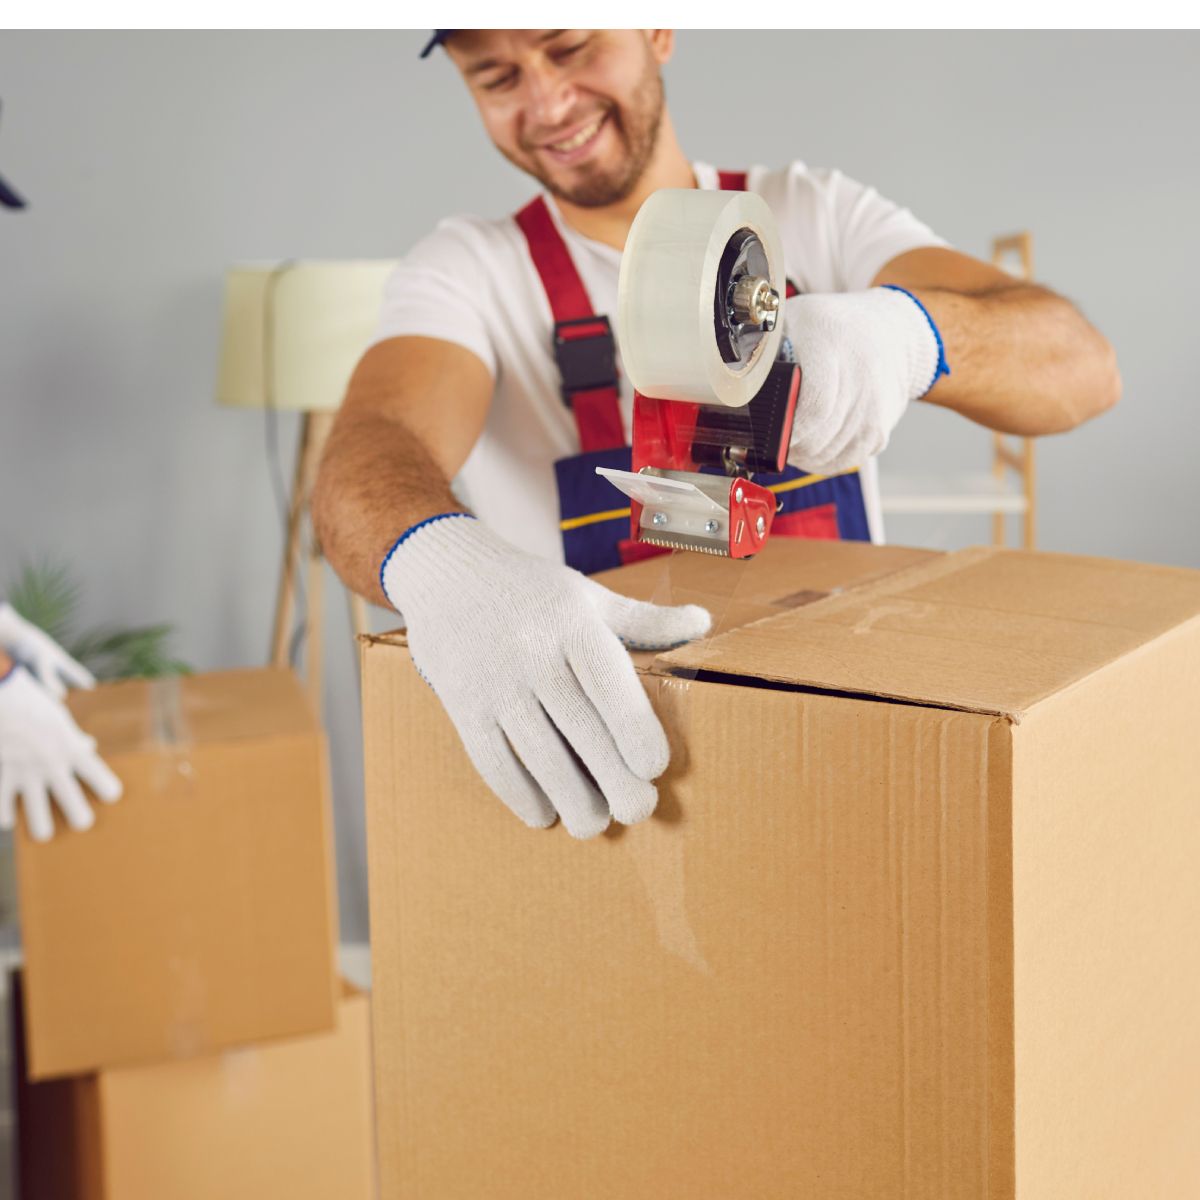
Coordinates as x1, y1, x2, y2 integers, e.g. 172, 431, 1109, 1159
0, 665, 122, 841
0, 602, 95, 700
381, 513, 711, 839
784, 286, 948, 473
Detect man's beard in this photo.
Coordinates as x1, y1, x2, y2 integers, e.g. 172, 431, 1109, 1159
504, 64, 665, 208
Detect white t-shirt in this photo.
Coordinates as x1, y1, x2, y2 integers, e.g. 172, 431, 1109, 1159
373, 161, 947, 561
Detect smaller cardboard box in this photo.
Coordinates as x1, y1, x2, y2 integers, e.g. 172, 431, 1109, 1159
15, 668, 339, 1080
14, 974, 376, 1200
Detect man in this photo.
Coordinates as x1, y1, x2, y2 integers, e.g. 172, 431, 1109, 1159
313, 29, 1119, 840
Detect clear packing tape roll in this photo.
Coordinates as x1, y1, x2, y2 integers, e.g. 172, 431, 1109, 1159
617, 188, 785, 409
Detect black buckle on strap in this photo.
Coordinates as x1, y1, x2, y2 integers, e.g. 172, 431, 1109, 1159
552, 315, 617, 406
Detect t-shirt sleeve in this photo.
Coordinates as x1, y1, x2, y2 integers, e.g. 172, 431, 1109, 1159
819, 168, 949, 292
371, 217, 497, 378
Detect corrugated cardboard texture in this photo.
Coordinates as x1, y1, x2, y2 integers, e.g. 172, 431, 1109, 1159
15, 668, 339, 1080
362, 630, 1012, 1197
362, 540, 1199, 1198
659, 546, 1200, 719
1011, 616, 1200, 1196
16, 975, 376, 1200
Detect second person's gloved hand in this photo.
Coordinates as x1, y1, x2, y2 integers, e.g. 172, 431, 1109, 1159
0, 664, 123, 842
0, 602, 96, 700
784, 285, 949, 473
381, 513, 711, 839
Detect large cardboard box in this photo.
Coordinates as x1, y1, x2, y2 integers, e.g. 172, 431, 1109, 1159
361, 539, 1200, 1199
14, 974, 377, 1199
15, 668, 339, 1080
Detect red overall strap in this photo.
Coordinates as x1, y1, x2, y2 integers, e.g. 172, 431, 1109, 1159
717, 169, 799, 299
514, 195, 625, 453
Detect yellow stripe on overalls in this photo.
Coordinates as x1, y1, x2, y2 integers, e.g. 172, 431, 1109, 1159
765, 466, 860, 495
559, 468, 861, 531
560, 506, 631, 532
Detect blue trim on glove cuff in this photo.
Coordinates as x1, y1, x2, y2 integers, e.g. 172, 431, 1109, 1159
881, 284, 951, 396
378, 511, 475, 602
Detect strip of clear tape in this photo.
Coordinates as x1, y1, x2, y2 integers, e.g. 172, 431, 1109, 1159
148, 674, 197, 790
617, 545, 818, 977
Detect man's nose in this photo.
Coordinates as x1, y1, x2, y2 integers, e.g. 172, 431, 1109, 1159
524, 63, 577, 132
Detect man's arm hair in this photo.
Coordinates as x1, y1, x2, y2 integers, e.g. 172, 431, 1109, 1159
312, 336, 493, 606
872, 246, 1121, 436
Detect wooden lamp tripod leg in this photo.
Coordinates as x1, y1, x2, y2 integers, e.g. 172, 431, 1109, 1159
270, 411, 336, 709
270, 413, 312, 669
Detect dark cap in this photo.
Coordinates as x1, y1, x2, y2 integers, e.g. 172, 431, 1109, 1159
419, 30, 456, 58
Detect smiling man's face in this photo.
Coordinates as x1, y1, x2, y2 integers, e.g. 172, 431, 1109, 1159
447, 30, 673, 208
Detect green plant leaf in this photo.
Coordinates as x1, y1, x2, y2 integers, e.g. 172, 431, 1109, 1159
7, 560, 80, 646
6, 561, 190, 681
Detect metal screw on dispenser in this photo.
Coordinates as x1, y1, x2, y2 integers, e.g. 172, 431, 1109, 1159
704, 519, 720, 534
756, 515, 766, 537
734, 486, 744, 504
651, 511, 668, 527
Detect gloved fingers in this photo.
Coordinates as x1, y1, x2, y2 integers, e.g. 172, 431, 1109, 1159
35, 690, 100, 753
462, 719, 556, 831
788, 360, 849, 470
47, 767, 95, 833
0, 771, 15, 832
21, 776, 55, 843
47, 648, 96, 694
795, 369, 879, 473
501, 700, 611, 840
537, 669, 658, 827
72, 751, 123, 805
579, 577, 712, 651
568, 626, 670, 782
31, 651, 67, 701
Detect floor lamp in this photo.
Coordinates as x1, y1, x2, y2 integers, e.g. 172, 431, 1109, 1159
216, 260, 398, 707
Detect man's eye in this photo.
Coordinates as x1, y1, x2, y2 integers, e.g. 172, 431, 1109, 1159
555, 39, 590, 59
481, 71, 518, 91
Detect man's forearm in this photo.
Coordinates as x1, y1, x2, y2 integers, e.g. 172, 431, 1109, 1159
911, 282, 1121, 435
313, 409, 467, 608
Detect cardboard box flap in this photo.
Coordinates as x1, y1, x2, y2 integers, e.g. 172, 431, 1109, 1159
361, 540, 941, 665
591, 537, 940, 641
655, 545, 1200, 720
65, 667, 318, 755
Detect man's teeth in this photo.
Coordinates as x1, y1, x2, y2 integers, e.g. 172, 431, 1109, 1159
549, 116, 604, 152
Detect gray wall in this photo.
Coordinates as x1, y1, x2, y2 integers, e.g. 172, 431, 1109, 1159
2, 31, 1197, 943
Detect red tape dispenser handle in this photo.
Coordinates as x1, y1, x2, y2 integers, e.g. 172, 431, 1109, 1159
727, 475, 776, 558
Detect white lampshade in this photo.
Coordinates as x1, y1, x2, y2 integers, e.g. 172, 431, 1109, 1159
216, 260, 398, 412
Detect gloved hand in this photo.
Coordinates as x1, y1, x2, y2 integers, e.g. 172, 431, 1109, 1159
381, 513, 711, 839
784, 285, 949, 473
0, 665, 122, 842
0, 602, 95, 700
